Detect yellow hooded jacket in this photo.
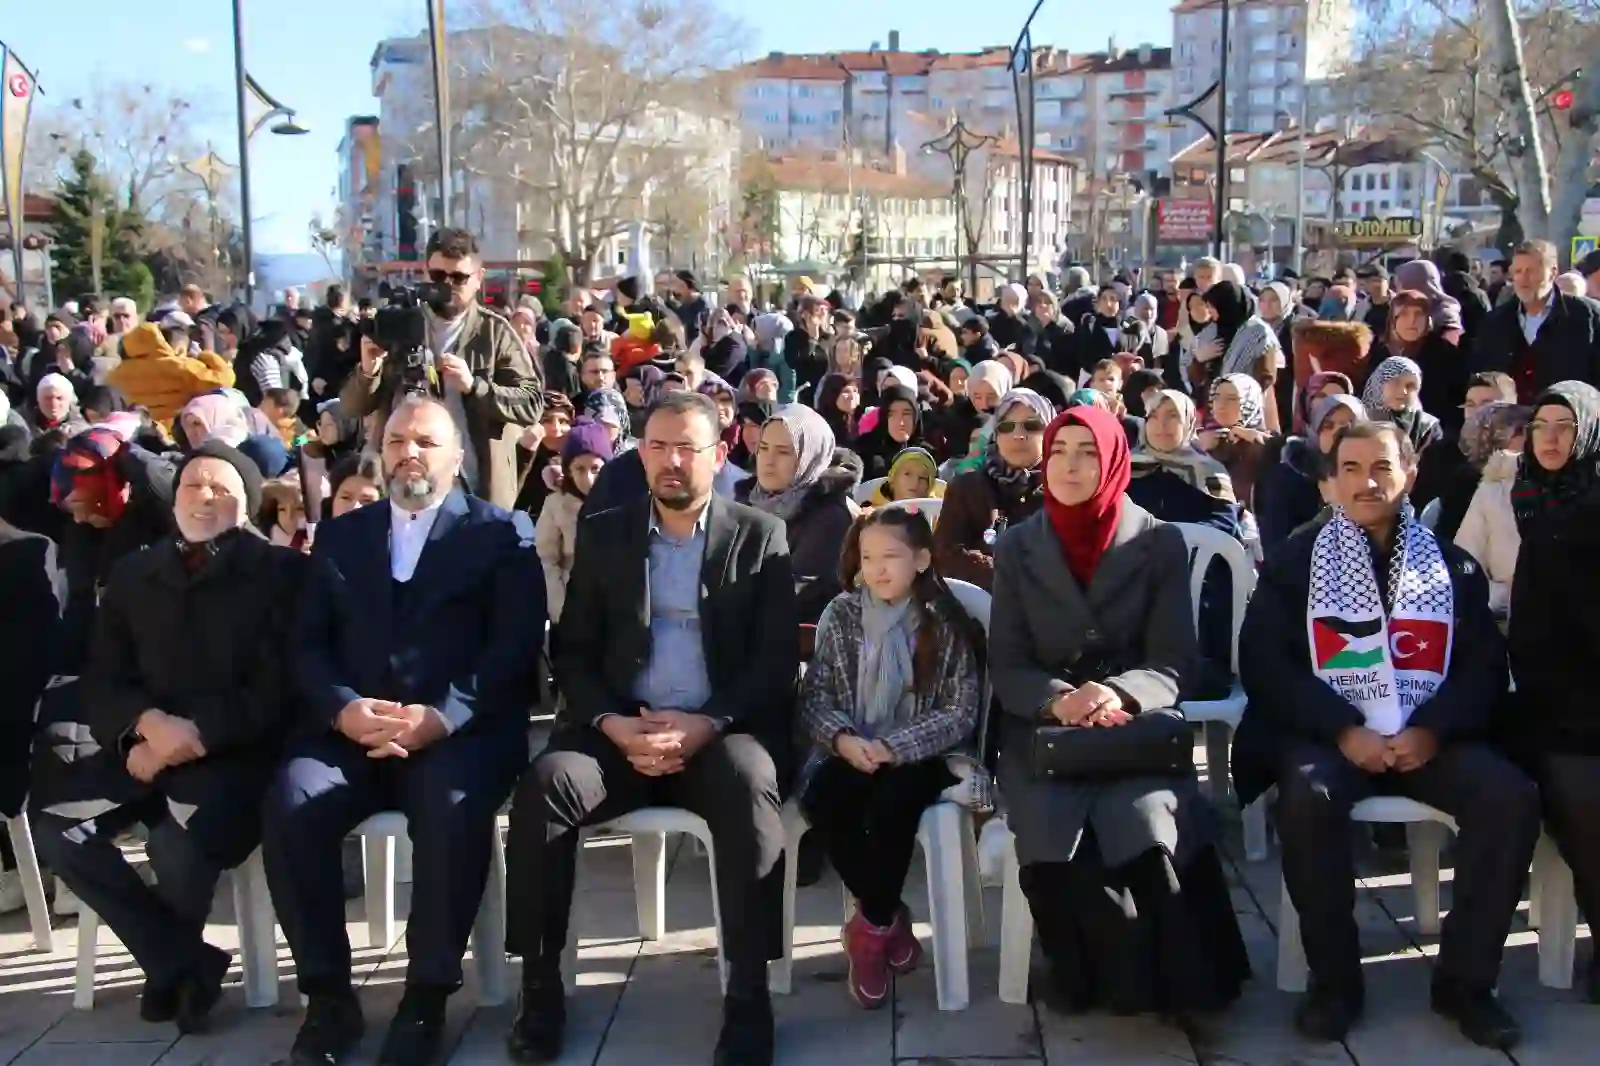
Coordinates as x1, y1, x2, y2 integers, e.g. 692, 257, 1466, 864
108, 323, 237, 424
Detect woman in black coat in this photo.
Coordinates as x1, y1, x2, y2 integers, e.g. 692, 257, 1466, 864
738, 404, 858, 625
1507, 381, 1600, 1002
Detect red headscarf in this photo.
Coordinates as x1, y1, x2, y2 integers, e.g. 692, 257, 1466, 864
50, 427, 130, 525
1042, 405, 1131, 586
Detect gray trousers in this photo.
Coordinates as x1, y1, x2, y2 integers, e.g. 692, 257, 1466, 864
33, 753, 271, 986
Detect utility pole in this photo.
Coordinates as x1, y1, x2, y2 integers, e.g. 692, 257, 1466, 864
1214, 0, 1231, 258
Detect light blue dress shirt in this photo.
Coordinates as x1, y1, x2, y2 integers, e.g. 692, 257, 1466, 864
631, 506, 713, 712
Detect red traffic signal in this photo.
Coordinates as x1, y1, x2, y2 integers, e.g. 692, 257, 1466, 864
1552, 89, 1574, 111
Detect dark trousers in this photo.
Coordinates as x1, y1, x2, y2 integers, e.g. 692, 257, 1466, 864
1534, 753, 1600, 939
800, 757, 955, 927
504, 726, 785, 985
32, 753, 272, 986
262, 721, 528, 995
1276, 740, 1540, 993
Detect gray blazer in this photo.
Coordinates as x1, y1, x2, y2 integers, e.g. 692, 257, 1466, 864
990, 502, 1218, 869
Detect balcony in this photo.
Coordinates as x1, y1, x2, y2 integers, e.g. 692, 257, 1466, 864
1104, 109, 1151, 124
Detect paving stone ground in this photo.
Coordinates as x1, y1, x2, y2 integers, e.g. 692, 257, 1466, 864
1, 742, 1594, 1066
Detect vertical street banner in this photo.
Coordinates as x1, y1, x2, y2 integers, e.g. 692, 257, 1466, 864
0, 44, 38, 303
427, 0, 451, 228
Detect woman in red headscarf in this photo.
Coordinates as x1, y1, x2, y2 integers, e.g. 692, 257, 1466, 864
988, 404, 1248, 1016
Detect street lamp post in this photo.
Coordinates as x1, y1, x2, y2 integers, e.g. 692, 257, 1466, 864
1163, 0, 1232, 261
1010, 0, 1044, 281
921, 117, 997, 295
232, 0, 308, 308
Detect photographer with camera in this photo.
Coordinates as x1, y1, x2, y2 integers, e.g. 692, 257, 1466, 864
341, 228, 543, 510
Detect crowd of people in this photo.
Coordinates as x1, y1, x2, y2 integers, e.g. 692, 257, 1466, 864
0, 228, 1599, 1066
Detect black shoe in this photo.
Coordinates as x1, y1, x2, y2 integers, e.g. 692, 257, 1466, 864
174, 944, 232, 1034
139, 977, 180, 1024
1431, 979, 1520, 1050
376, 986, 450, 1066
713, 990, 774, 1066
507, 980, 566, 1063
1293, 983, 1363, 1042
291, 993, 366, 1066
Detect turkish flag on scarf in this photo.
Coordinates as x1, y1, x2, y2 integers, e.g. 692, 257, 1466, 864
1389, 619, 1449, 674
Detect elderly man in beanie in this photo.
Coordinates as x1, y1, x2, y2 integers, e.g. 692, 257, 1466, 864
31, 440, 307, 1034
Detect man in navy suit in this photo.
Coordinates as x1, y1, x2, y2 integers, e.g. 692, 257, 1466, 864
263, 396, 542, 1066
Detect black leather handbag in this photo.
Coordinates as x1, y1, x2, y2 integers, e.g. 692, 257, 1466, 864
1029, 709, 1193, 781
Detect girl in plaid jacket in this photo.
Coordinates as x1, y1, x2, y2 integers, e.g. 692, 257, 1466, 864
797, 505, 987, 1010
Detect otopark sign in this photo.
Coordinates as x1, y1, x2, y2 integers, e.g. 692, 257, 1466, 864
1338, 217, 1424, 247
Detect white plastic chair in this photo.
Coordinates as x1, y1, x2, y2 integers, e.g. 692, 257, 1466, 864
1174, 523, 1268, 861
75, 849, 279, 1011
1274, 798, 1580, 992
5, 814, 55, 952
558, 808, 729, 993
881, 497, 944, 527
773, 579, 991, 1011
853, 477, 886, 504
1527, 832, 1581, 990
356, 812, 509, 1006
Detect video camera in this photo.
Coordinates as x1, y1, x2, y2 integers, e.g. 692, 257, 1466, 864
370, 281, 452, 395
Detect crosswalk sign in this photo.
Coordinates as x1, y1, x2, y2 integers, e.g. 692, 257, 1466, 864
1575, 236, 1598, 261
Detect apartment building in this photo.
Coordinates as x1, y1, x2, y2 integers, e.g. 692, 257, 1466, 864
1170, 0, 1355, 134
742, 37, 1178, 188
753, 150, 961, 293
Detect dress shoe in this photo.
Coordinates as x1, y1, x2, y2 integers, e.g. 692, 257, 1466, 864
290, 993, 365, 1066
713, 990, 774, 1066
1293, 983, 1364, 1042
1430, 978, 1520, 1050
376, 986, 449, 1066
507, 980, 566, 1063
138, 977, 180, 1024
174, 944, 231, 1034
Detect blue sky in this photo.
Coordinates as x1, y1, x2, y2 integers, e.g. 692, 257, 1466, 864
6, 0, 1174, 255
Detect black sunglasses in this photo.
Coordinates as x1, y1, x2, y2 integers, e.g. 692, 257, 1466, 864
428, 269, 474, 287
996, 419, 1046, 435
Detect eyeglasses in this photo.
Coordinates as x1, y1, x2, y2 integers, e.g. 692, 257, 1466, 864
428, 269, 475, 287
643, 440, 718, 459
1530, 418, 1578, 435
996, 419, 1046, 435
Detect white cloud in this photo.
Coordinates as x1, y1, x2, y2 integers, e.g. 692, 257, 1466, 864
183, 38, 211, 54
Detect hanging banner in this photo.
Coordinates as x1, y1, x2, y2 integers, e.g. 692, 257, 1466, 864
1, 44, 39, 303
427, 0, 451, 228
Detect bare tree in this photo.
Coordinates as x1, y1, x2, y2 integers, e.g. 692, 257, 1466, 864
1337, 0, 1599, 261
30, 80, 205, 219
394, 0, 747, 281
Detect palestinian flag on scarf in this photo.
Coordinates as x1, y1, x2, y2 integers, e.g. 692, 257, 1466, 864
1312, 615, 1385, 670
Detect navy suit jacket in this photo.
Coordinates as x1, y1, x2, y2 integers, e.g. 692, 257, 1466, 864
293, 488, 544, 735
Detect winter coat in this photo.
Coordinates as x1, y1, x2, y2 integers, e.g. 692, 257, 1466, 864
931, 466, 1044, 591
535, 490, 584, 622
990, 504, 1215, 869
233, 319, 296, 406
782, 328, 829, 396
1453, 451, 1519, 615
1233, 521, 1503, 805
1373, 334, 1469, 436
737, 467, 859, 625
1255, 436, 1324, 555
1508, 482, 1600, 755
1468, 292, 1600, 402
340, 302, 544, 510
0, 524, 60, 817
798, 587, 986, 804
108, 324, 236, 424
1291, 320, 1374, 397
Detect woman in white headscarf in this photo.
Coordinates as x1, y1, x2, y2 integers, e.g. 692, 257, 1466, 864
740, 403, 856, 623
965, 361, 1013, 417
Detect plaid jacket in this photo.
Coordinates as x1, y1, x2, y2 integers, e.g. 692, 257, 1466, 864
798, 588, 990, 809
